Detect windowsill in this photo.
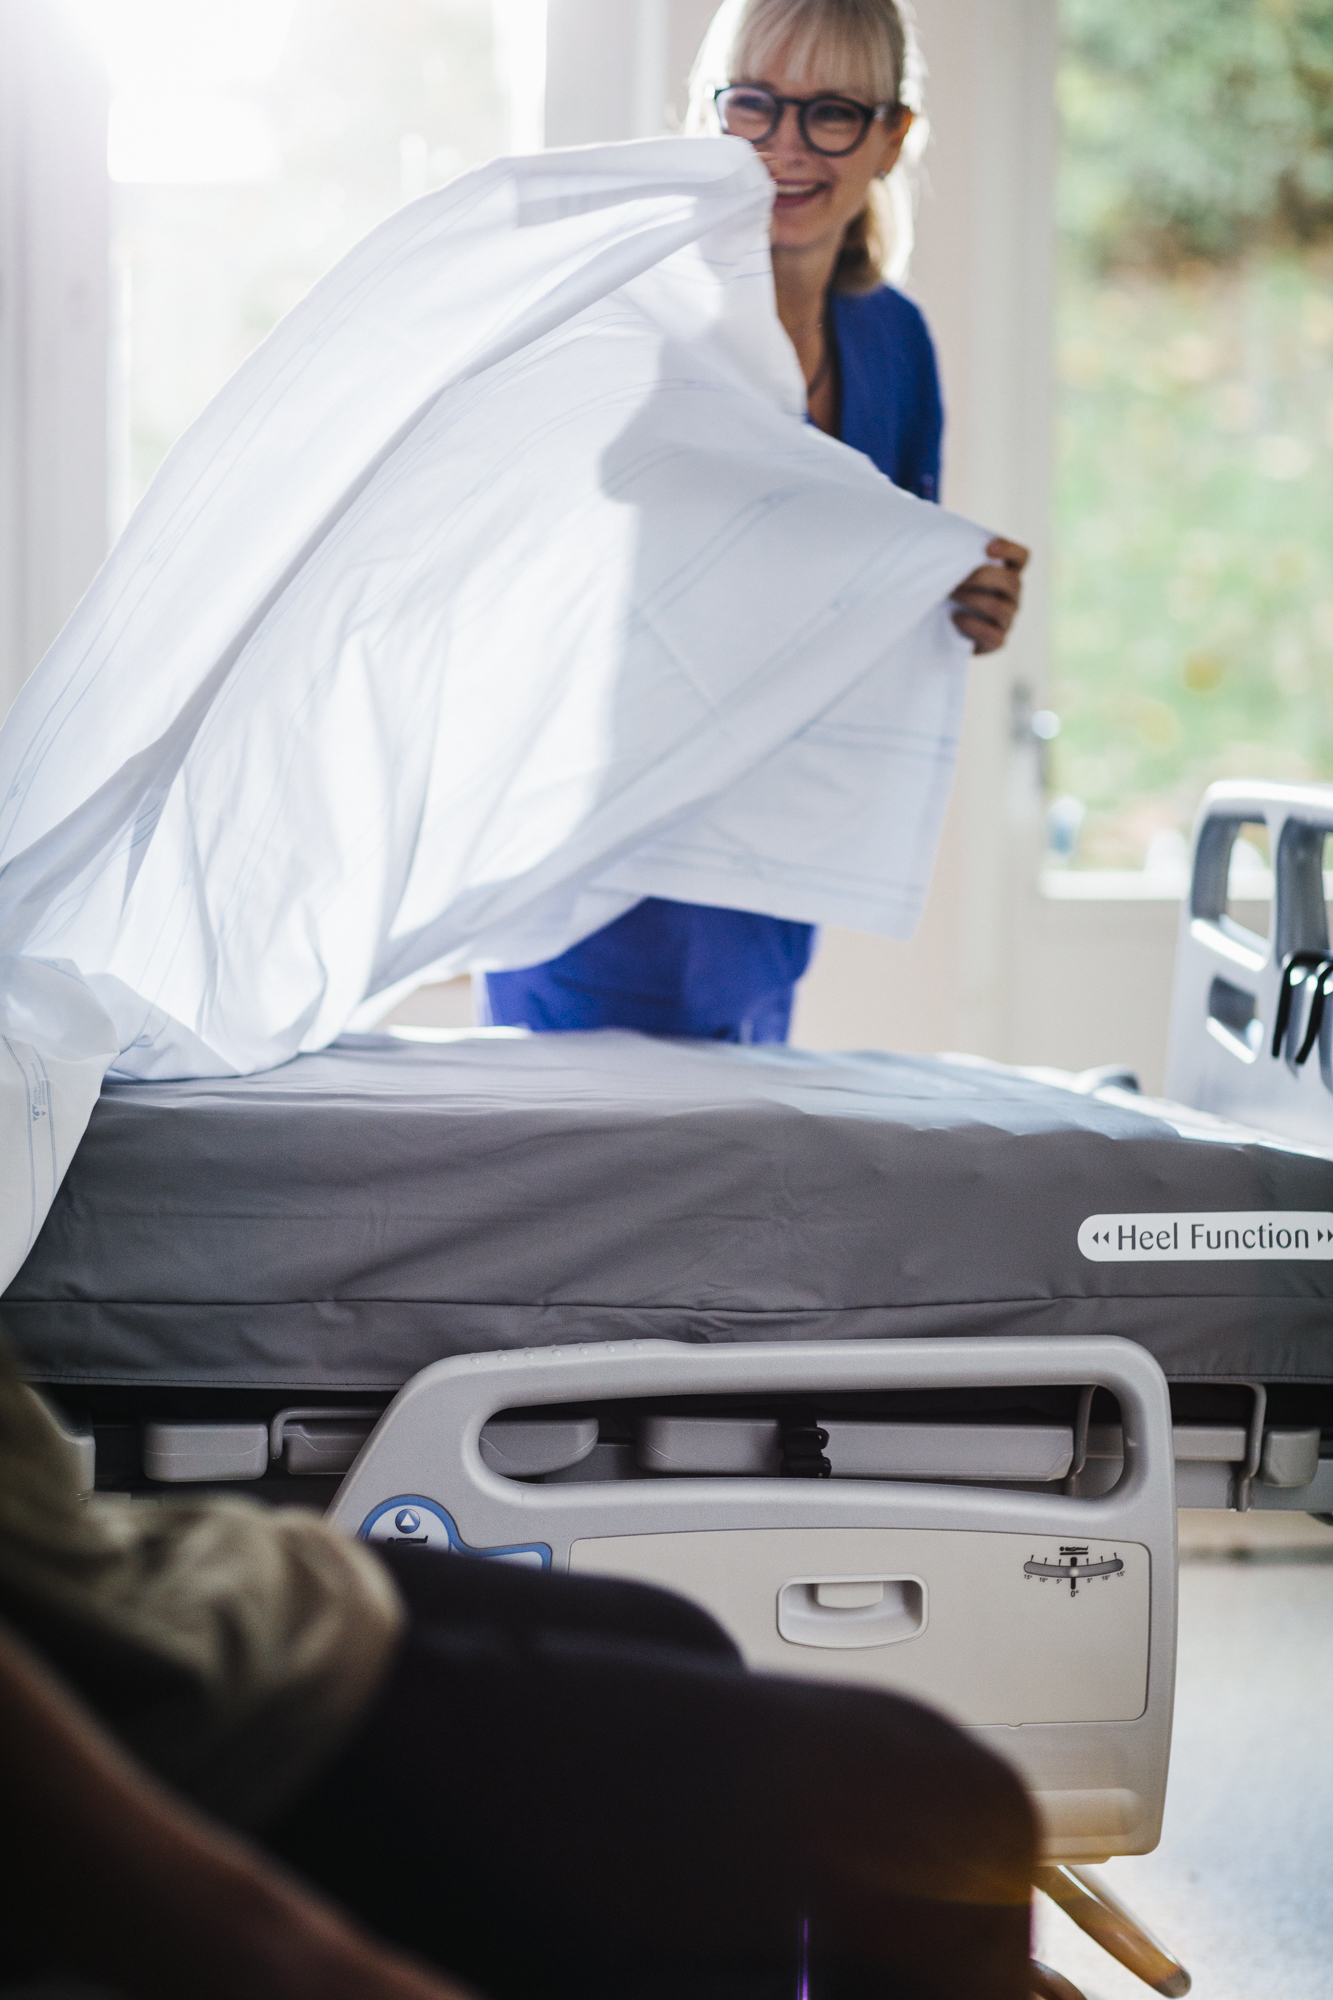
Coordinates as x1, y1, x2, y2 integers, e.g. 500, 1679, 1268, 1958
1042, 870, 1280, 907
1041, 869, 1187, 901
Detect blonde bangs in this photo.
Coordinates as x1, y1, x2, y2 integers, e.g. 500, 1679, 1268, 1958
732, 0, 902, 105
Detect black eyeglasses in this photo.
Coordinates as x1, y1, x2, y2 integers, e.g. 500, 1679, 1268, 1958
714, 83, 901, 157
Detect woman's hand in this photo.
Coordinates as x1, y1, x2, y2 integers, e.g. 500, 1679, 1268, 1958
950, 537, 1029, 654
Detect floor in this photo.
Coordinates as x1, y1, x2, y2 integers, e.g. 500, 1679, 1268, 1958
1034, 1509, 1333, 2000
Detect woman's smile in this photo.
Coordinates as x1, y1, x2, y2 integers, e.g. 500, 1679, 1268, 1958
771, 176, 832, 212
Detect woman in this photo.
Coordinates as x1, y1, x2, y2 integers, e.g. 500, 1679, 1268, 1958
484, 0, 1027, 1045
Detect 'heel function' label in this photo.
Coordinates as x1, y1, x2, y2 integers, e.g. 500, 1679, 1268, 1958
1079, 1211, 1333, 1261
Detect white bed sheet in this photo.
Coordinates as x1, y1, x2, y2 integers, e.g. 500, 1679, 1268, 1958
0, 135, 990, 1286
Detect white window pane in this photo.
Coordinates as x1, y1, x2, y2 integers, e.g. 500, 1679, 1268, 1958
99, 0, 536, 527
1050, 0, 1333, 874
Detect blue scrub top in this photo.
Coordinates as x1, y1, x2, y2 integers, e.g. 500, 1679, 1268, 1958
485, 284, 944, 1043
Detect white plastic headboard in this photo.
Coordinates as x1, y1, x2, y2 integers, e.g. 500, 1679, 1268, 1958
1165, 779, 1333, 1142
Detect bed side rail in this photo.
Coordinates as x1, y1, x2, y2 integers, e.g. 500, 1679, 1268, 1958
1165, 779, 1333, 1142
328, 1334, 1178, 1864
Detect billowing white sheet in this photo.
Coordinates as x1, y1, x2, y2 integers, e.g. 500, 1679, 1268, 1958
0, 135, 990, 1286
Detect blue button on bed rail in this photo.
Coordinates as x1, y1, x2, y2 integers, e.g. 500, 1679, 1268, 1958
359, 1494, 550, 1568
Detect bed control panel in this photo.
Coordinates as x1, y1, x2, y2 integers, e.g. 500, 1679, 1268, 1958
571, 1526, 1147, 1722
327, 1333, 1178, 1864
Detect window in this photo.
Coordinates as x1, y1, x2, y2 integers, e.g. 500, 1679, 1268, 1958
1050, 0, 1333, 881
64, 0, 544, 528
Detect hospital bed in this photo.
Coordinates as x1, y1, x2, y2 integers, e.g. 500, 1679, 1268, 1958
8, 779, 1333, 1998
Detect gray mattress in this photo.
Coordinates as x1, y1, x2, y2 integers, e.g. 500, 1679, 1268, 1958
6, 1030, 1333, 1389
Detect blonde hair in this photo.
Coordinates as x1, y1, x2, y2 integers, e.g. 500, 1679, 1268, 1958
686, 0, 924, 294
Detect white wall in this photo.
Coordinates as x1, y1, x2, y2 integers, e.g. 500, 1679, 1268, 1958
0, 0, 109, 716
545, 0, 718, 143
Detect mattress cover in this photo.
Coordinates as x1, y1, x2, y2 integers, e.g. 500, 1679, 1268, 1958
6, 1030, 1333, 1390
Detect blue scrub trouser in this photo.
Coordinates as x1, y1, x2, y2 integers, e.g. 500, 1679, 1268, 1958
483, 898, 817, 1044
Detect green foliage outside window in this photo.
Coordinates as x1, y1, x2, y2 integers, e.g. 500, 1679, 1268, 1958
1052, 0, 1333, 871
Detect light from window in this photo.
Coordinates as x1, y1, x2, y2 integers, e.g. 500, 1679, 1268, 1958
65, 0, 542, 531
1050, 0, 1333, 878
